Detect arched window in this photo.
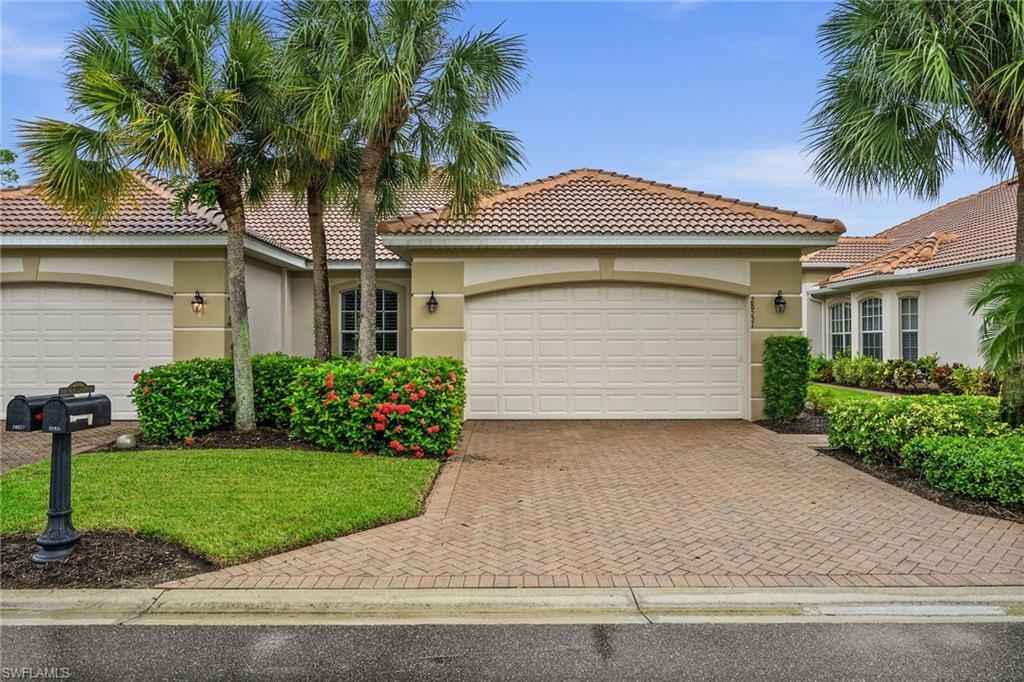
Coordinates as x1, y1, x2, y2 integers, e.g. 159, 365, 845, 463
340, 289, 399, 356
829, 302, 851, 358
859, 297, 883, 360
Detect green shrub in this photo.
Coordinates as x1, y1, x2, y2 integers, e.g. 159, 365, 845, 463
252, 353, 321, 428
288, 356, 466, 456
133, 353, 321, 442
805, 385, 835, 415
828, 394, 1010, 464
131, 358, 233, 442
948, 366, 1000, 396
915, 353, 939, 376
900, 435, 1024, 505
762, 335, 811, 420
809, 354, 833, 382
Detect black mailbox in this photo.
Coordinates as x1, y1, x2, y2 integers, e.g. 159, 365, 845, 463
5, 394, 58, 432
42, 395, 112, 434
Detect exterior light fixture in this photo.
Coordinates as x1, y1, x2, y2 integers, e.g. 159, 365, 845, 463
191, 290, 205, 314
426, 291, 439, 314
774, 290, 786, 314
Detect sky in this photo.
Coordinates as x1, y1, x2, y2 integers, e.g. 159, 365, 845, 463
0, 0, 1005, 235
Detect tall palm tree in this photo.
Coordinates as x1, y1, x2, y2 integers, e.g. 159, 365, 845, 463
345, 0, 526, 362
18, 0, 276, 432
969, 264, 1024, 425
806, 0, 1024, 263
276, 0, 365, 361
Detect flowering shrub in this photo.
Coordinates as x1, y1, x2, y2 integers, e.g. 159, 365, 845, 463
828, 394, 1010, 464
823, 352, 999, 396
131, 358, 233, 443
900, 435, 1024, 505
288, 356, 466, 457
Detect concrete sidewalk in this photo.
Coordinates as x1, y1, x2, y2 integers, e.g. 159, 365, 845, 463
3, 586, 1022, 626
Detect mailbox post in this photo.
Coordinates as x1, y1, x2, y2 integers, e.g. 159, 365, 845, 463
4, 381, 111, 564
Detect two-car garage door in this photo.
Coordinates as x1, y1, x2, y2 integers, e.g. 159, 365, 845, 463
1, 284, 173, 420
465, 283, 746, 419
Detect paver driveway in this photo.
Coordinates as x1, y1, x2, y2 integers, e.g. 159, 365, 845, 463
166, 420, 1024, 589
0, 421, 137, 473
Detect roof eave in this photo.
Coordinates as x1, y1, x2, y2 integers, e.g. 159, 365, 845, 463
812, 255, 1014, 292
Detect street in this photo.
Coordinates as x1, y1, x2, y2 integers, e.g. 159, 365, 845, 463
2, 623, 1022, 681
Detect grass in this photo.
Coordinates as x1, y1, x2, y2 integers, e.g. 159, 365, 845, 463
809, 383, 883, 403
0, 449, 439, 565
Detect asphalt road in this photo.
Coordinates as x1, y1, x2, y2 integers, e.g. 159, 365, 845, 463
2, 623, 1022, 681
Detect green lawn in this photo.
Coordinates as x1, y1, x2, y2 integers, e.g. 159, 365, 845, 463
0, 449, 439, 565
809, 383, 885, 403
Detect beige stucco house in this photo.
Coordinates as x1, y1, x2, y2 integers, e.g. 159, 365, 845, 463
802, 180, 1018, 366
2, 168, 843, 420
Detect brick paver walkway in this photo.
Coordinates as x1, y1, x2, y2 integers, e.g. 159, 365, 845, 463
164, 420, 1024, 589
0, 421, 137, 473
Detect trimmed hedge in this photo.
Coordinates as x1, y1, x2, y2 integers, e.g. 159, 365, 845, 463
900, 435, 1024, 505
288, 356, 466, 456
762, 335, 811, 420
252, 353, 321, 428
131, 358, 233, 443
828, 394, 1010, 464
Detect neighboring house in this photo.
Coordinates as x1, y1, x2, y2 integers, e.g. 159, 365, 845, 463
801, 180, 1019, 366
1, 168, 842, 420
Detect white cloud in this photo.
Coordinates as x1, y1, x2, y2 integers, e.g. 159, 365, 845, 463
668, 143, 817, 191
1, 24, 65, 79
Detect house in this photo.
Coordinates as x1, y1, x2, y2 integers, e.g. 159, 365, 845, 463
801, 180, 1019, 366
1, 168, 843, 421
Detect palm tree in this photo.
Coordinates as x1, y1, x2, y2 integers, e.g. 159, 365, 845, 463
276, 0, 365, 360
969, 265, 1024, 425
344, 0, 526, 362
806, 0, 1024, 263
18, 0, 276, 432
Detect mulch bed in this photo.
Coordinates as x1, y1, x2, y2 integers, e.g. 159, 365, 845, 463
89, 426, 334, 453
818, 446, 1024, 524
0, 531, 213, 589
756, 414, 829, 435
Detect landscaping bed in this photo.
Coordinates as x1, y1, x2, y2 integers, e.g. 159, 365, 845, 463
0, 448, 440, 586
1, 531, 213, 589
817, 446, 1024, 524
90, 426, 332, 453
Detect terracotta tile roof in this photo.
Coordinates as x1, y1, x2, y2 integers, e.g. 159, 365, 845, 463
244, 181, 449, 261
0, 173, 450, 262
379, 168, 845, 236
0, 174, 223, 235
801, 236, 896, 265
817, 179, 1019, 287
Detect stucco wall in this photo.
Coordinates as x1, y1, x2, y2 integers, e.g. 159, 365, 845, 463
244, 257, 285, 354
809, 271, 989, 366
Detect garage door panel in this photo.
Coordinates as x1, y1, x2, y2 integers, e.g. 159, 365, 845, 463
1, 284, 172, 420
465, 283, 746, 419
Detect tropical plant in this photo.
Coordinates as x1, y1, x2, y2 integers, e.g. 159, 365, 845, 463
17, 0, 277, 431
806, 0, 1024, 263
276, 1, 366, 360
342, 0, 527, 362
969, 264, 1024, 424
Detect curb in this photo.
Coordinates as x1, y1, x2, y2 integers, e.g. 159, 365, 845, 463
3, 586, 1023, 625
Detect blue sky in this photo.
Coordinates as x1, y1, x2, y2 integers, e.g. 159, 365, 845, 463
0, 0, 1002, 235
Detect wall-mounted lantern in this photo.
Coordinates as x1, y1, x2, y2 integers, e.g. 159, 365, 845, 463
191, 290, 205, 314
774, 290, 786, 314
426, 291, 439, 314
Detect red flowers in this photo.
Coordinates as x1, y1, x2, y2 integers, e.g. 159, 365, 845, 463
390, 392, 400, 401
325, 373, 334, 389
133, 372, 141, 382
374, 423, 385, 432
426, 425, 440, 435
184, 437, 194, 446
397, 404, 411, 415
354, 450, 363, 457
446, 449, 455, 457
142, 386, 150, 394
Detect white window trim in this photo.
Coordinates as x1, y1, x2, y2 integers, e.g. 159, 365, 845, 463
828, 300, 852, 359
859, 296, 884, 360
898, 295, 920, 361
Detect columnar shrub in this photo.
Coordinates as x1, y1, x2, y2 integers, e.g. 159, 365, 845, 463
762, 335, 811, 420
828, 394, 1009, 464
900, 435, 1024, 505
288, 356, 466, 456
131, 358, 233, 442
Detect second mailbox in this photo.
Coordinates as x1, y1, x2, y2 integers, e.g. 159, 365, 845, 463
41, 395, 112, 434
5, 394, 58, 432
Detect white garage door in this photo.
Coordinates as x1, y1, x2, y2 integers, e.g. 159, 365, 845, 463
465, 283, 747, 419
1, 284, 173, 420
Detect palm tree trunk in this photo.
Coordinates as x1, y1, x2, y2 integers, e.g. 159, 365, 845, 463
356, 144, 384, 363
218, 176, 256, 432
307, 180, 332, 361
1015, 161, 1024, 266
